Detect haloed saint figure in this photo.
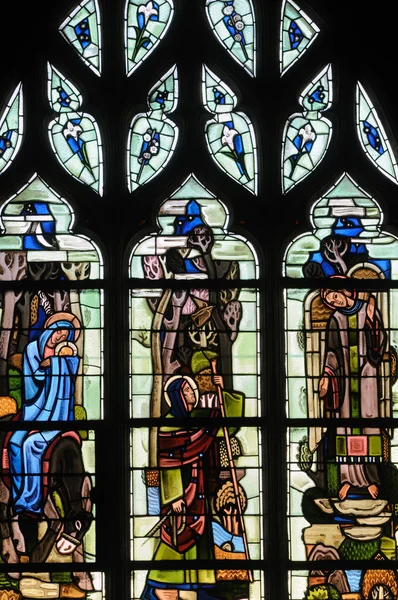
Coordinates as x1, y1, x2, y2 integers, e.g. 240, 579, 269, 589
319, 286, 387, 501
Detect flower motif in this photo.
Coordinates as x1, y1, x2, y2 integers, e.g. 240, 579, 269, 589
63, 121, 82, 140
137, 1, 159, 27
298, 124, 316, 145
221, 125, 239, 151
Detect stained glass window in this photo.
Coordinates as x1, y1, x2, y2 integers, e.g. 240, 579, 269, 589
284, 173, 398, 599
4, 1, 398, 599
129, 175, 263, 599
0, 174, 104, 596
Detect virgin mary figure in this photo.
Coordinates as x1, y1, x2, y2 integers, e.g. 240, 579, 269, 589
9, 312, 81, 515
318, 286, 387, 501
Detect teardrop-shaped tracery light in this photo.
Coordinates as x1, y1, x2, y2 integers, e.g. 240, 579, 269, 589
205, 0, 256, 76
356, 82, 398, 184
48, 63, 103, 195
280, 0, 320, 76
203, 65, 258, 194
0, 82, 23, 175
128, 65, 179, 191
125, 0, 174, 76
59, 0, 102, 76
281, 64, 333, 193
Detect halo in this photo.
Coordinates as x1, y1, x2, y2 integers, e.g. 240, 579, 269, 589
54, 341, 78, 356
44, 312, 81, 341
164, 375, 199, 408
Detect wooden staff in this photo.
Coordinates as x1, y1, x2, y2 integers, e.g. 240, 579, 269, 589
210, 358, 253, 583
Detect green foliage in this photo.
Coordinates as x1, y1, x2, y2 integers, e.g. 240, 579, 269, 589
339, 537, 379, 560
297, 436, 313, 471
326, 462, 339, 496
9, 367, 21, 409
0, 569, 19, 589
75, 404, 88, 440
304, 584, 341, 600
52, 572, 72, 583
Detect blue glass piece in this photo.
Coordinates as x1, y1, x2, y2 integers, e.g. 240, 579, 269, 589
155, 90, 168, 107
289, 20, 303, 50
345, 571, 362, 593
363, 120, 384, 154
137, 12, 145, 30
136, 128, 161, 183
333, 217, 363, 238
174, 199, 204, 235
213, 88, 225, 105
0, 130, 13, 155
74, 17, 92, 49
223, 119, 248, 177
56, 86, 71, 108
308, 85, 325, 104
20, 202, 58, 251
221, 3, 248, 61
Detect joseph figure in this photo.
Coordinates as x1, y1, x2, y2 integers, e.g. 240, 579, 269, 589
319, 286, 387, 501
142, 369, 245, 600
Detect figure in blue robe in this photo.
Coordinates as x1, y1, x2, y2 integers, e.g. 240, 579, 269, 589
9, 316, 79, 515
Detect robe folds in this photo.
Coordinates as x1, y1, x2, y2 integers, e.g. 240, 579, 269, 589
9, 320, 79, 515
323, 301, 386, 488
147, 388, 244, 591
